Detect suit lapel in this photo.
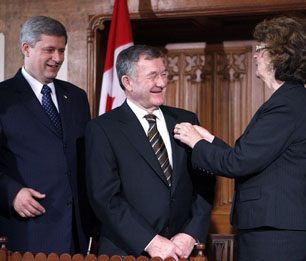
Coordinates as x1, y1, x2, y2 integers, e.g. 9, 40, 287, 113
14, 70, 61, 138
118, 102, 170, 186
54, 80, 70, 140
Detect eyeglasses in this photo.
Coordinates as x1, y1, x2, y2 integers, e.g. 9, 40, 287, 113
146, 71, 169, 81
255, 45, 267, 53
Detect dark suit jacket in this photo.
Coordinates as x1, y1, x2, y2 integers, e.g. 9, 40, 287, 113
192, 82, 306, 230
85, 101, 214, 256
0, 69, 91, 254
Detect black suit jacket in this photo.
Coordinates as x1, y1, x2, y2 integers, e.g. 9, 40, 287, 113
85, 101, 214, 256
0, 69, 91, 254
192, 82, 306, 230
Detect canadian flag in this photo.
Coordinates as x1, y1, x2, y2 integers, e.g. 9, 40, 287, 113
99, 0, 133, 115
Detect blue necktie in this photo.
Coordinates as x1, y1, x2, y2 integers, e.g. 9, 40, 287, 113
41, 85, 63, 138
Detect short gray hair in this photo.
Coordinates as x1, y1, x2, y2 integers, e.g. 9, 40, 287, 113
116, 45, 162, 90
20, 16, 67, 57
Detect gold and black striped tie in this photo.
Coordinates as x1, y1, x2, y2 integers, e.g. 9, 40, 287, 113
145, 114, 172, 187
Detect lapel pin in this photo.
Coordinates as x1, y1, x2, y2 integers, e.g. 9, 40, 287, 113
64, 95, 68, 99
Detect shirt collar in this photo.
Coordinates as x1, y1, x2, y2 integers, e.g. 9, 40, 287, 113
21, 67, 56, 94
126, 98, 163, 122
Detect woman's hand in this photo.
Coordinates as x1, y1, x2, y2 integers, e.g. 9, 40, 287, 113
174, 123, 215, 148
193, 125, 215, 143
174, 122, 203, 148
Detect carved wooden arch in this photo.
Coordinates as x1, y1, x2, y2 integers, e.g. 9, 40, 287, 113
87, 14, 112, 118
87, 11, 153, 117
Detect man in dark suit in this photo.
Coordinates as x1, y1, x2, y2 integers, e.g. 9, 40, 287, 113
0, 16, 91, 254
86, 45, 214, 259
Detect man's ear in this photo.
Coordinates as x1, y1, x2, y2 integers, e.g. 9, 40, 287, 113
21, 42, 31, 57
121, 75, 133, 92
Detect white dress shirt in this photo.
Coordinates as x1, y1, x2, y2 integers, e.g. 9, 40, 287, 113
21, 67, 59, 111
126, 99, 173, 167
127, 98, 174, 251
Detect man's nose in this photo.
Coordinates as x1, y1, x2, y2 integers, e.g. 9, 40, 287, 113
52, 51, 64, 62
156, 74, 168, 87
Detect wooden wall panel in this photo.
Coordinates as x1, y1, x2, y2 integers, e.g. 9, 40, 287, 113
1, 0, 305, 97
86, 1, 305, 116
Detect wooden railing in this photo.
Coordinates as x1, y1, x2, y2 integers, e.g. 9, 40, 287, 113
207, 234, 237, 261
0, 236, 208, 261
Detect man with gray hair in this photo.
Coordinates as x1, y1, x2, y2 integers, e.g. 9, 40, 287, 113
86, 45, 214, 259
0, 16, 91, 254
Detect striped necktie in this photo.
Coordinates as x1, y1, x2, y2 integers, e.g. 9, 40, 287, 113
41, 85, 63, 138
145, 114, 172, 187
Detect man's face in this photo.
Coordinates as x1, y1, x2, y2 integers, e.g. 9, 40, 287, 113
22, 34, 66, 84
125, 56, 168, 113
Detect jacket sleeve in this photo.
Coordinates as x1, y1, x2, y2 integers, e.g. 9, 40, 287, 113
0, 120, 23, 216
192, 96, 295, 178
180, 175, 215, 242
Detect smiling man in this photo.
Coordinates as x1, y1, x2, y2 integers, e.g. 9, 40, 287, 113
86, 45, 214, 259
23, 33, 66, 84
0, 16, 92, 254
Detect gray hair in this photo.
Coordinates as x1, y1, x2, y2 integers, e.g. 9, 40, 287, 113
20, 16, 67, 57
116, 45, 162, 90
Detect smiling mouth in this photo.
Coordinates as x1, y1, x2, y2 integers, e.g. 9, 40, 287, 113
47, 63, 60, 69
151, 87, 164, 93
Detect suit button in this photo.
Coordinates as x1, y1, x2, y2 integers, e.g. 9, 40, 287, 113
63, 143, 68, 149
67, 170, 72, 176
66, 201, 72, 206
170, 197, 175, 203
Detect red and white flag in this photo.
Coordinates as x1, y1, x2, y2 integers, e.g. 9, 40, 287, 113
99, 0, 133, 115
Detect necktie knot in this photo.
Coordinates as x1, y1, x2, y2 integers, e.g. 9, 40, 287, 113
145, 114, 156, 124
41, 85, 52, 95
